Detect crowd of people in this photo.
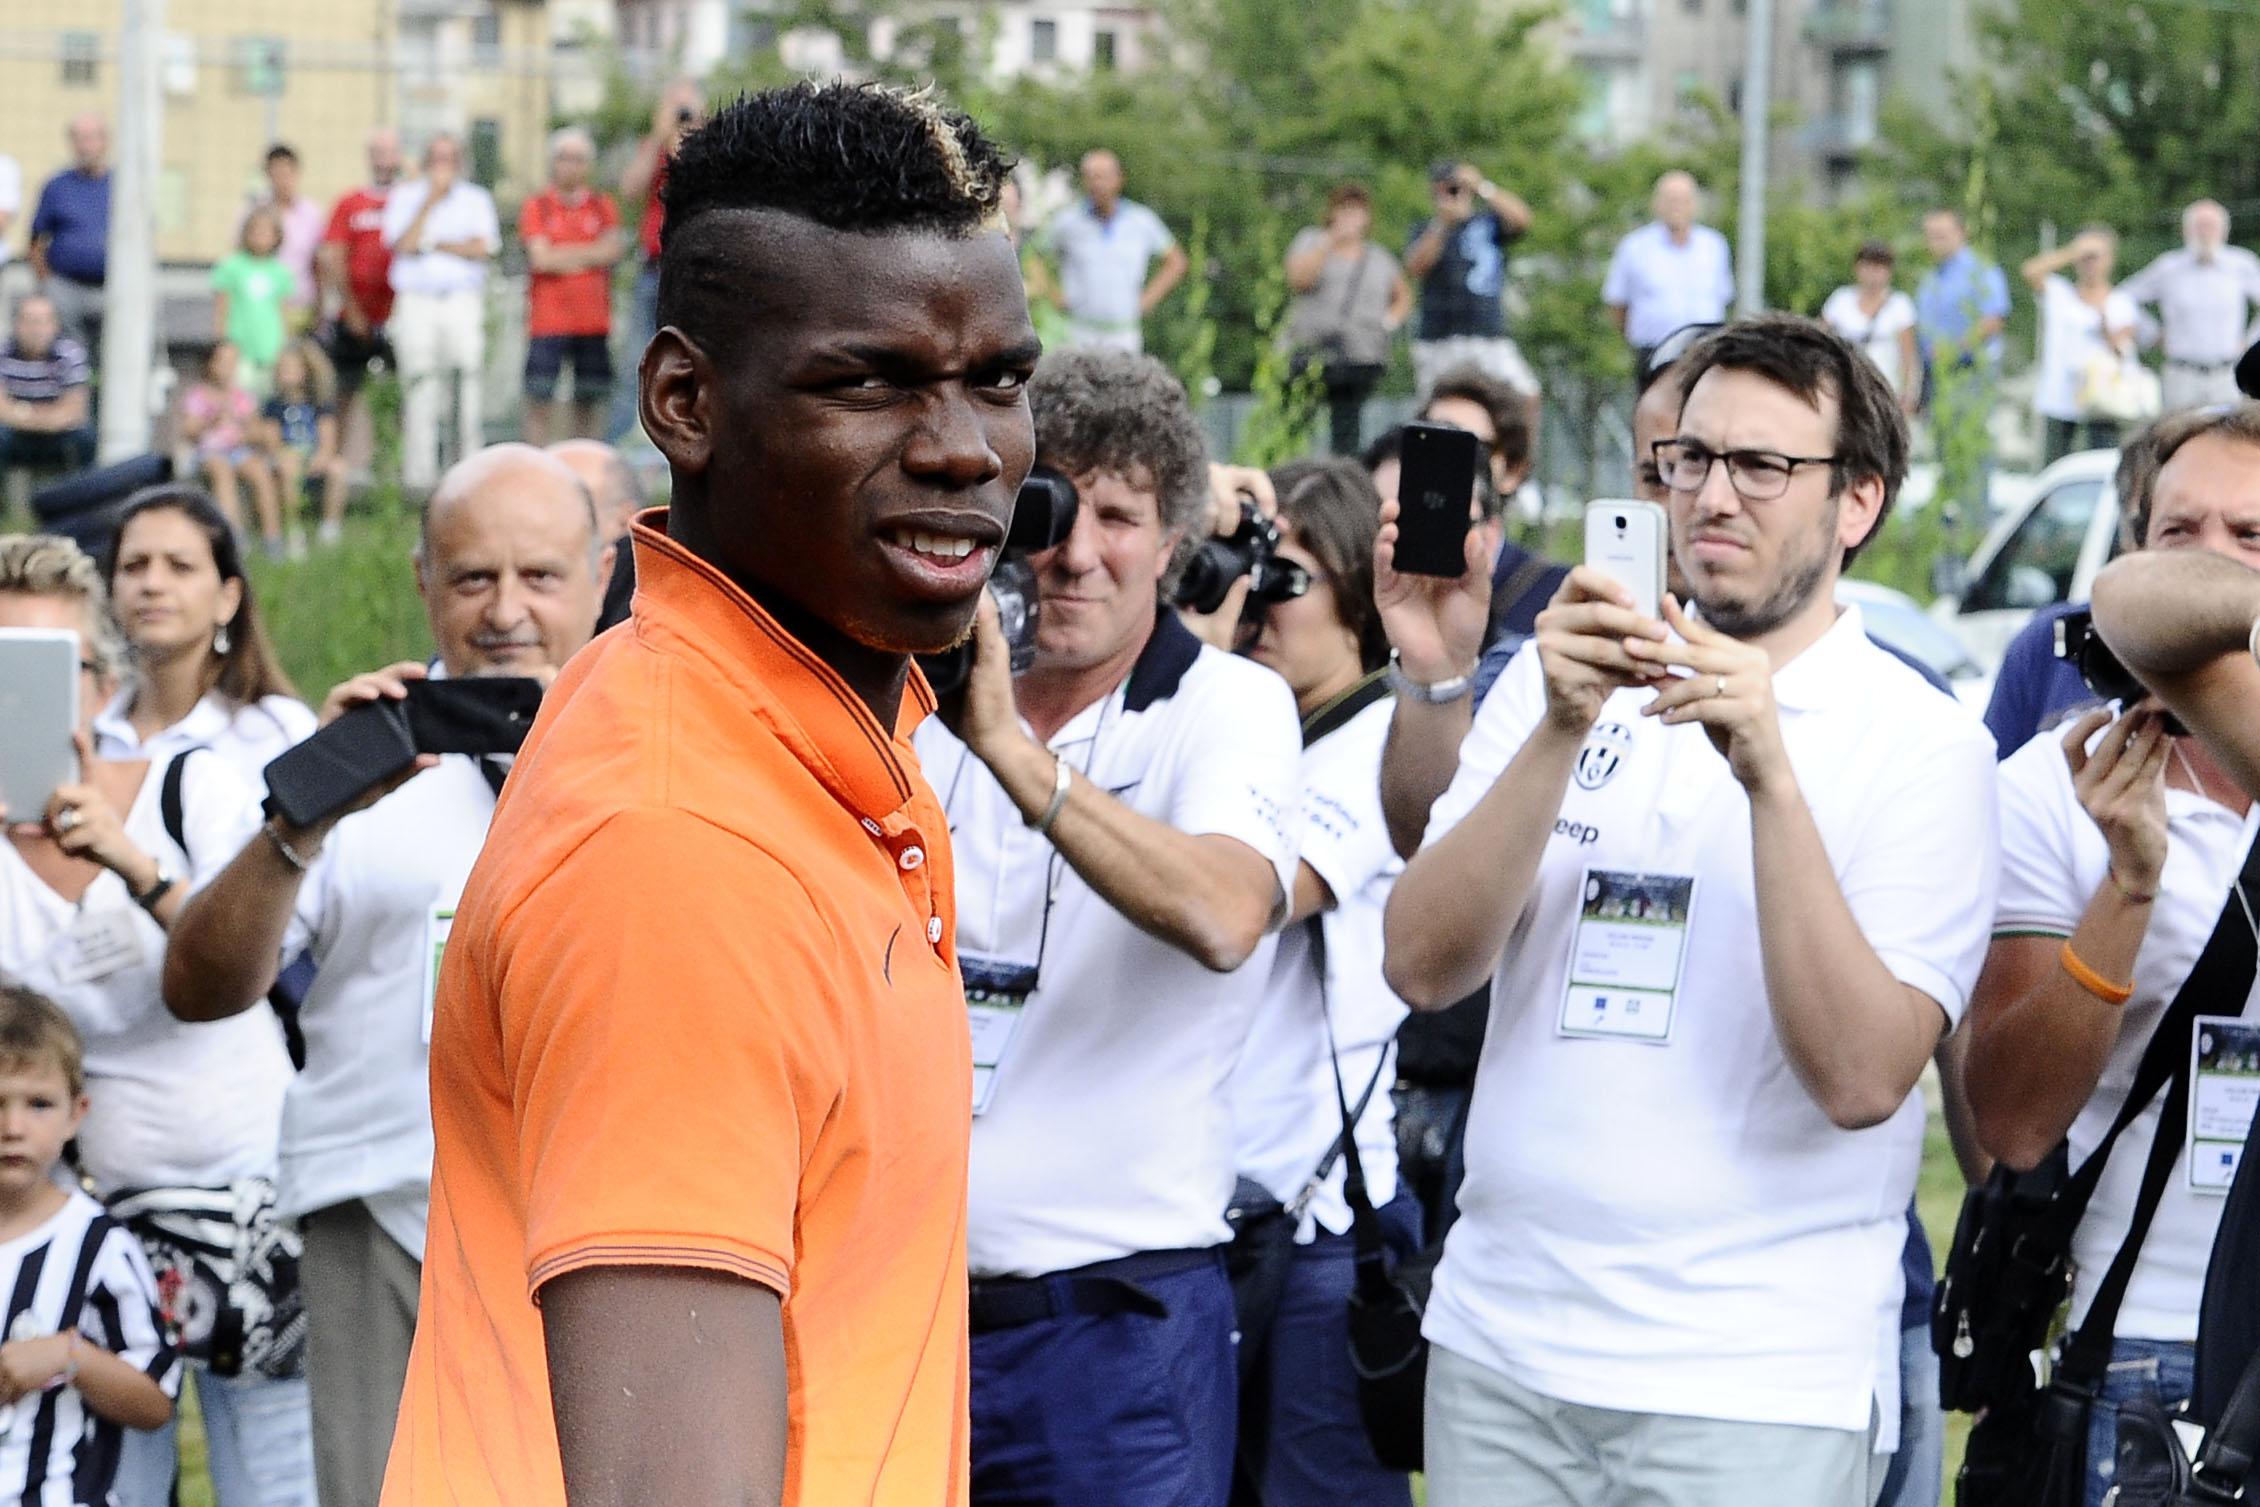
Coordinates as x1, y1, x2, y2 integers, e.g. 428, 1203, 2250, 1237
2, 76, 2260, 1507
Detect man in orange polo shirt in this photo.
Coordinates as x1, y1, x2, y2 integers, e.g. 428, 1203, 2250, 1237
381, 81, 1037, 1506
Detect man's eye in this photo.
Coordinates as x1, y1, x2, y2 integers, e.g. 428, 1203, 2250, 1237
981, 370, 1031, 393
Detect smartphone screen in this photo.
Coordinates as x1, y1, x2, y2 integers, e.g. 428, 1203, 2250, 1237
1393, 422, 1480, 578
0, 629, 81, 821
1583, 501, 1668, 620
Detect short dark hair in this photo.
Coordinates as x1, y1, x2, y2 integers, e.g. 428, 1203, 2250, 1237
658, 83, 1011, 362
2133, 402, 2260, 545
1672, 315, 1909, 565
1029, 349, 1209, 585
107, 485, 299, 709
1854, 239, 1894, 269
1269, 459, 1387, 671
1326, 182, 1372, 215
1422, 366, 1531, 473
265, 143, 298, 168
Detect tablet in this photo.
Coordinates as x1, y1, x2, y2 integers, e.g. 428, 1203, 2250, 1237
0, 628, 80, 823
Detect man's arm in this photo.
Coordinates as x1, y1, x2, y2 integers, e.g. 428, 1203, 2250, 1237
6, 387, 89, 433
1373, 498, 1495, 857
1625, 599, 1974, 1128
164, 662, 438, 1022
2092, 549, 2260, 798
543, 1267, 786, 1507
1403, 219, 1448, 281
1284, 232, 1329, 293
1140, 240, 1188, 316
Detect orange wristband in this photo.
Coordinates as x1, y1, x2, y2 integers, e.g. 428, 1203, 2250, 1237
2060, 940, 2134, 1006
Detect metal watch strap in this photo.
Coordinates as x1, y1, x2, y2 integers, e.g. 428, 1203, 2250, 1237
1386, 648, 1474, 705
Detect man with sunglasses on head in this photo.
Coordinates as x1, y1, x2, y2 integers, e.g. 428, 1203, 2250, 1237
1383, 316, 2000, 1507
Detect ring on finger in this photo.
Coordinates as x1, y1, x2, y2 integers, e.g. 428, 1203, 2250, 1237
53, 807, 81, 834
1713, 674, 1729, 699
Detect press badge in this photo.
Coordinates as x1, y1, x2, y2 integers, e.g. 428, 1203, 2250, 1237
53, 908, 145, 986
1557, 868, 1697, 1044
963, 955, 1037, 1115
422, 905, 455, 1045
2188, 1015, 2260, 1194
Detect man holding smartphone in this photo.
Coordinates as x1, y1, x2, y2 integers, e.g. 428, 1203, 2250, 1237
1384, 317, 1999, 1506
163, 443, 609, 1507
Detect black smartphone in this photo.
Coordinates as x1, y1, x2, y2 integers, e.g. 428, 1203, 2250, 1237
1393, 421, 1480, 578
262, 677, 544, 828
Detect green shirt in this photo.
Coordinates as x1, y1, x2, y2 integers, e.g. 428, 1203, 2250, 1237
210, 251, 294, 370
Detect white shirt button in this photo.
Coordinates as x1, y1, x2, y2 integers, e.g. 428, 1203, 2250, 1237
899, 846, 925, 871
927, 916, 944, 944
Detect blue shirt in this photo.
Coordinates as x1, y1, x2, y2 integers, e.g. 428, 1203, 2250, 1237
1982, 602, 2091, 758
1915, 247, 2010, 370
31, 168, 109, 285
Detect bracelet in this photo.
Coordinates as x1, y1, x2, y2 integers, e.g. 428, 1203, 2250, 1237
2060, 939, 2135, 1006
1029, 753, 1072, 838
262, 820, 318, 873
2108, 868, 2158, 906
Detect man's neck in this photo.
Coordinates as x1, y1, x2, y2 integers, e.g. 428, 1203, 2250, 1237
1017, 606, 1158, 745
1725, 582, 1844, 671
1090, 197, 1119, 222
1663, 221, 1693, 245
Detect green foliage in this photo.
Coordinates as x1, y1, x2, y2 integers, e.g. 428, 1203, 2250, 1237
1233, 233, 1324, 467
1158, 216, 1220, 411
245, 496, 432, 703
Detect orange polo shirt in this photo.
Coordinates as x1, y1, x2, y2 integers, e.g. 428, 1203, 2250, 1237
380, 514, 972, 1506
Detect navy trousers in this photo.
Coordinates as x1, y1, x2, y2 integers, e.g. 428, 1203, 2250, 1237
971, 1249, 1238, 1507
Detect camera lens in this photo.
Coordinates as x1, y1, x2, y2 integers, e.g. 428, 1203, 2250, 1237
1614, 515, 1627, 530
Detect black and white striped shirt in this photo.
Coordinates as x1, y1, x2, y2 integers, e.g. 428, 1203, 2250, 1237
0, 1190, 177, 1507
0, 339, 91, 407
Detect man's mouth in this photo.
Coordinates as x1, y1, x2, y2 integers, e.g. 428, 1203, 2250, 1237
881, 526, 982, 562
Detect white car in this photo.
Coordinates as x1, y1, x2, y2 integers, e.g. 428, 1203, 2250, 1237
1929, 448, 2124, 699
1838, 578, 1987, 706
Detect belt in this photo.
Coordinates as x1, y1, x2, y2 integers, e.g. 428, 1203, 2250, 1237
968, 1246, 1220, 1334
2166, 359, 2235, 372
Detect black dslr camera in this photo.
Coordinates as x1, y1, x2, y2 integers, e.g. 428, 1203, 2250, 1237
919, 466, 1080, 696
1171, 501, 1310, 615
2054, 607, 2186, 733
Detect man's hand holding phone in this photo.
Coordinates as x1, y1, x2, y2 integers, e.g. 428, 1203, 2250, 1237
1532, 568, 1669, 737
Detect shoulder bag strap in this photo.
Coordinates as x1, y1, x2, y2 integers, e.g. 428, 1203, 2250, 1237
160, 748, 197, 861
1291, 916, 1392, 1220
2057, 833, 2260, 1383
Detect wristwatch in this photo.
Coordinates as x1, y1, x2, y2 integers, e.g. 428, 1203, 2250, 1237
131, 860, 178, 913
1387, 648, 1476, 705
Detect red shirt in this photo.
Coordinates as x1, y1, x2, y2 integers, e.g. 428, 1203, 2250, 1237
640, 162, 668, 261
322, 186, 395, 327
520, 188, 619, 338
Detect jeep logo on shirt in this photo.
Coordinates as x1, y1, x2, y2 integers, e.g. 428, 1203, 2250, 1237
1574, 721, 1633, 791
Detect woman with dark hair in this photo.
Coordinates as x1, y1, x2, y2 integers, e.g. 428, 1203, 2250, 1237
94, 485, 314, 781
1285, 184, 1414, 457
1822, 240, 1920, 414
1228, 459, 1419, 1506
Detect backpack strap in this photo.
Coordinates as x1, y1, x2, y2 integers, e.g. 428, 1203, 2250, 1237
159, 748, 198, 861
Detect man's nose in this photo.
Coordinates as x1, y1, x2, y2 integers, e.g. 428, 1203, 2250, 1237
902, 393, 1003, 492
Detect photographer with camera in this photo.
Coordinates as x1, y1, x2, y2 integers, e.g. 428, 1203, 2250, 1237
915, 347, 1301, 1505
161, 444, 609, 1507
1385, 318, 1998, 1507
1225, 459, 1420, 1506
1963, 404, 2260, 1507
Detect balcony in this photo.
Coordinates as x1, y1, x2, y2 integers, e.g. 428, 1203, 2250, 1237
1567, 8, 1646, 62
1804, 3, 1890, 54
1807, 112, 1878, 160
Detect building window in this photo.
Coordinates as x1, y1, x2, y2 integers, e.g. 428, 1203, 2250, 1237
231, 37, 287, 98
1727, 75, 1743, 113
1681, 0, 1702, 13
1674, 68, 1703, 113
60, 31, 99, 87
470, 118, 503, 189
473, 5, 502, 51
1030, 18, 1058, 63
1093, 28, 1117, 68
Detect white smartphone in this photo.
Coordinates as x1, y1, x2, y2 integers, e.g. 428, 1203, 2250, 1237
0, 628, 80, 823
1583, 500, 1669, 621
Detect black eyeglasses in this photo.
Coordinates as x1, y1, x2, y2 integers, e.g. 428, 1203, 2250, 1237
1651, 440, 1838, 502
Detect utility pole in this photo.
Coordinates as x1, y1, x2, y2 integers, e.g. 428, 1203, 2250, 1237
1735, 0, 1773, 317
99, 0, 164, 462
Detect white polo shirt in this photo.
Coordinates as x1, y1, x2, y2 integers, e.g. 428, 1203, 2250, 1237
1418, 606, 1999, 1433
94, 687, 315, 789
277, 754, 500, 1260
914, 613, 1303, 1278
1996, 725, 2260, 1340
0, 752, 291, 1193
381, 179, 499, 298
1602, 220, 1735, 350
1231, 691, 1407, 1241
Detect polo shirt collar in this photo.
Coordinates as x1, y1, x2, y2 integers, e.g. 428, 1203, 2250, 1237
626, 510, 932, 823
1768, 601, 1869, 713
1123, 607, 1202, 712
92, 685, 230, 753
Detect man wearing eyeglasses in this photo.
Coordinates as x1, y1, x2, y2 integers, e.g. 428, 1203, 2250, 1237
1383, 316, 2000, 1507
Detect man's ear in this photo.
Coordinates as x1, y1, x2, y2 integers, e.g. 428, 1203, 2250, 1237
1839, 473, 1888, 556
640, 328, 714, 477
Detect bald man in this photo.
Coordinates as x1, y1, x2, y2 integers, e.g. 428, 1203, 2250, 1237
30, 113, 113, 353
1039, 147, 1187, 351
2119, 200, 2260, 412
164, 443, 610, 1507
547, 437, 644, 630
1602, 171, 1733, 361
